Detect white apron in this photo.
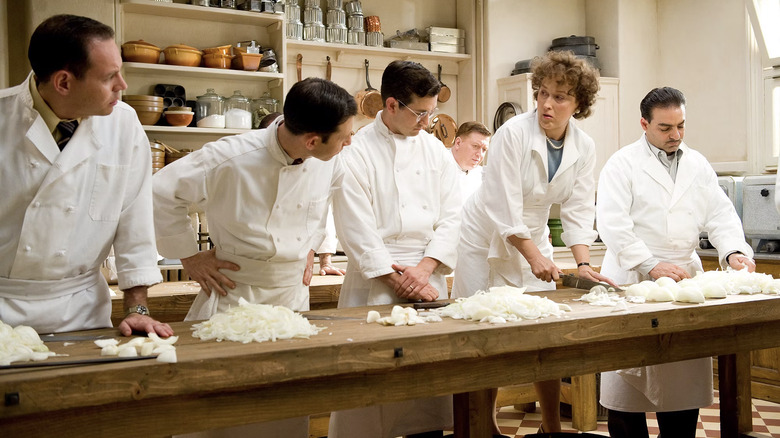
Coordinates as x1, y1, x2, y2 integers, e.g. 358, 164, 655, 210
0, 268, 111, 333
179, 250, 309, 438
599, 250, 713, 412
329, 243, 452, 438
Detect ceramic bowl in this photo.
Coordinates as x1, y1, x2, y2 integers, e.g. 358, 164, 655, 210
203, 52, 233, 69
232, 52, 262, 71
164, 110, 194, 127
163, 44, 202, 67
121, 40, 161, 64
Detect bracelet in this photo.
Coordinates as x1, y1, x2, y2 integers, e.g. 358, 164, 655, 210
577, 262, 590, 267
726, 252, 742, 264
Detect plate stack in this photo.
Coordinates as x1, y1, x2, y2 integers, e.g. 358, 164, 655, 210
344, 1, 364, 45
150, 140, 166, 174
326, 0, 347, 44
285, 0, 302, 40
303, 0, 325, 42
364, 15, 382, 47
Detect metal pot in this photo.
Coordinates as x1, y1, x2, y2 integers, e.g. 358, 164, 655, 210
437, 64, 450, 103
550, 35, 599, 57
355, 59, 383, 118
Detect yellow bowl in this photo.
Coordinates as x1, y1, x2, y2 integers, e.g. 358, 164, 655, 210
121, 40, 161, 64
232, 52, 262, 71
163, 44, 202, 67
134, 108, 162, 126
202, 44, 232, 55
203, 52, 233, 69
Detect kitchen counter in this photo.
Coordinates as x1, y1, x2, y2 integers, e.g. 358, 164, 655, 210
2, 289, 775, 437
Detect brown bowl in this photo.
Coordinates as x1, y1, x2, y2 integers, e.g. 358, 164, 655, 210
133, 109, 163, 126
123, 94, 164, 104
232, 52, 262, 71
122, 40, 161, 64
202, 44, 232, 55
203, 52, 233, 69
163, 44, 202, 67
164, 111, 194, 127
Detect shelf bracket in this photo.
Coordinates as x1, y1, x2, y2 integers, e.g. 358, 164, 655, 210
269, 78, 283, 89
274, 21, 282, 31
336, 50, 345, 63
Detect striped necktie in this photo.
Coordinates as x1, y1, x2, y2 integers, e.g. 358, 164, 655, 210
56, 120, 78, 151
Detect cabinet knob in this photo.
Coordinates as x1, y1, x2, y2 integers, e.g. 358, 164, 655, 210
761, 188, 770, 197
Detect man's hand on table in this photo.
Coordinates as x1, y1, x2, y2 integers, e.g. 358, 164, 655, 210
318, 252, 346, 276
727, 253, 756, 272
649, 262, 691, 281
119, 313, 174, 337
377, 272, 439, 302
181, 249, 240, 296
577, 264, 620, 288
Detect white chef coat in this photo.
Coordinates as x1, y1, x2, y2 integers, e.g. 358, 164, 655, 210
449, 151, 484, 206
452, 110, 598, 297
329, 111, 461, 438
0, 74, 161, 334
597, 134, 753, 412
153, 119, 339, 316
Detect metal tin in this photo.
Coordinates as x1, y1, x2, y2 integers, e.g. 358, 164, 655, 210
365, 31, 382, 47
303, 0, 319, 7
346, 13, 363, 30
303, 6, 323, 24
286, 3, 301, 22
326, 25, 347, 44
220, 0, 236, 8
286, 21, 303, 40
346, 29, 365, 45
364, 15, 381, 32
327, 0, 343, 9
303, 22, 326, 42
344, 0, 362, 14
326, 8, 346, 26
190, 0, 209, 6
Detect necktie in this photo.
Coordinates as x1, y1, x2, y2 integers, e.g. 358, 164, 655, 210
56, 120, 78, 151
292, 158, 303, 165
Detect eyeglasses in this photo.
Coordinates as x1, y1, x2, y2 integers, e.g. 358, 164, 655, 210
397, 100, 437, 123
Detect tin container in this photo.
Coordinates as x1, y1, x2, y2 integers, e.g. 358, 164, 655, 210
326, 8, 346, 26
365, 31, 383, 47
303, 6, 323, 24
326, 25, 347, 44
347, 29, 365, 45
286, 21, 303, 40
346, 13, 364, 30
303, 22, 326, 41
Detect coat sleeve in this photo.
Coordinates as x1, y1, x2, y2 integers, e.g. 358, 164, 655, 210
596, 151, 656, 271
422, 147, 462, 274
152, 147, 211, 260
332, 149, 396, 279
112, 121, 164, 290
700, 161, 754, 265
559, 137, 598, 247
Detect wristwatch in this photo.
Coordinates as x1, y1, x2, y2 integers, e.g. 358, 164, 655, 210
125, 304, 150, 317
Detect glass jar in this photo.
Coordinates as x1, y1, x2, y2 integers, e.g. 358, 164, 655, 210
251, 92, 279, 128
195, 88, 225, 128
224, 90, 252, 129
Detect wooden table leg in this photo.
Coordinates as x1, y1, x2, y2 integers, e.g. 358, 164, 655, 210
718, 353, 753, 438
454, 390, 493, 438
571, 374, 598, 431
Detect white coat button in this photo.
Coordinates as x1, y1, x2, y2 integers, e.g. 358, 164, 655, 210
24, 245, 31, 252
401, 204, 406, 208
416, 170, 421, 175
396, 169, 400, 173
276, 237, 281, 242
297, 203, 303, 209
29, 161, 39, 168
55, 250, 66, 257
32, 201, 40, 208
66, 206, 76, 213
297, 237, 302, 241
275, 205, 280, 209
302, 168, 307, 172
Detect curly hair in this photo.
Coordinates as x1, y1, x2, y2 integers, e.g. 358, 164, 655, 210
530, 51, 600, 120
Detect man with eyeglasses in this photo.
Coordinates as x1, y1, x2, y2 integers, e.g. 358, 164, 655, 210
329, 60, 461, 437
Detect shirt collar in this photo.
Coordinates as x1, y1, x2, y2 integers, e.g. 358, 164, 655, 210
645, 135, 683, 162
29, 75, 81, 135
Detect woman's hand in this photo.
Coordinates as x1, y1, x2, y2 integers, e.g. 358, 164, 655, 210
526, 254, 563, 283
577, 264, 620, 288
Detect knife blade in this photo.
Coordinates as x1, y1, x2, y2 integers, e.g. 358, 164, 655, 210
304, 315, 361, 320
0, 355, 155, 370
561, 274, 623, 292
41, 334, 112, 342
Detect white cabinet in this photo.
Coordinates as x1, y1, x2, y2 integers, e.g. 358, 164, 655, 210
496, 73, 620, 178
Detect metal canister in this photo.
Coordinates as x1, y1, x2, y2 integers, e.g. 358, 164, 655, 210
286, 2, 301, 22
344, 0, 362, 14
326, 8, 346, 26
346, 29, 365, 45
220, 0, 236, 8
190, 0, 210, 6
346, 13, 364, 30
365, 31, 383, 47
286, 21, 303, 40
327, 0, 343, 9
303, 6, 323, 24
303, 22, 326, 41
303, 0, 319, 7
326, 25, 347, 44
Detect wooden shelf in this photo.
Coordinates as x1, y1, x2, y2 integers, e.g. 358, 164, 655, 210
123, 62, 283, 83
286, 40, 471, 63
142, 125, 250, 135
120, 0, 284, 27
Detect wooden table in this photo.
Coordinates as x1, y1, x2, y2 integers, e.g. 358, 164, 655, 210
3, 289, 777, 438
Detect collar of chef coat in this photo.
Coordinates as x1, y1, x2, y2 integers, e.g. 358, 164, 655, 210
267, 117, 301, 166
638, 133, 695, 205
28, 73, 82, 141
529, 110, 581, 183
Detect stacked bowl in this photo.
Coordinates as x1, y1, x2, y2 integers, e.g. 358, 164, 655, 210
123, 95, 164, 125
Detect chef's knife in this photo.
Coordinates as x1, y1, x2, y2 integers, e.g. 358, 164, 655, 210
42, 334, 112, 342
0, 355, 155, 370
561, 273, 623, 292
304, 315, 360, 320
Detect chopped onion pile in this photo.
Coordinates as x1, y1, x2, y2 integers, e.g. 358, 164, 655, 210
437, 285, 570, 324
366, 306, 442, 326
575, 285, 622, 306
192, 297, 323, 343
0, 320, 56, 365
95, 332, 179, 363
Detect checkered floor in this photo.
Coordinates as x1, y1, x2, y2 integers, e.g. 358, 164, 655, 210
496, 392, 780, 437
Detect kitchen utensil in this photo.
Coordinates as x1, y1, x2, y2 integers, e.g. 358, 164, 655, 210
121, 40, 161, 64
195, 88, 224, 127
412, 301, 450, 310
429, 113, 457, 147
550, 35, 599, 56
232, 51, 262, 71
437, 64, 450, 103
202, 44, 232, 55
41, 334, 112, 342
203, 52, 233, 69
259, 48, 277, 68
326, 55, 332, 80
164, 110, 195, 127
0, 355, 155, 370
493, 101, 522, 132
561, 273, 623, 292
296, 53, 303, 82
355, 59, 383, 118
304, 315, 361, 320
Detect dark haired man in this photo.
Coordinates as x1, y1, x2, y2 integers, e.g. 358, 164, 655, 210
597, 86, 755, 438
329, 61, 461, 437
0, 14, 172, 337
